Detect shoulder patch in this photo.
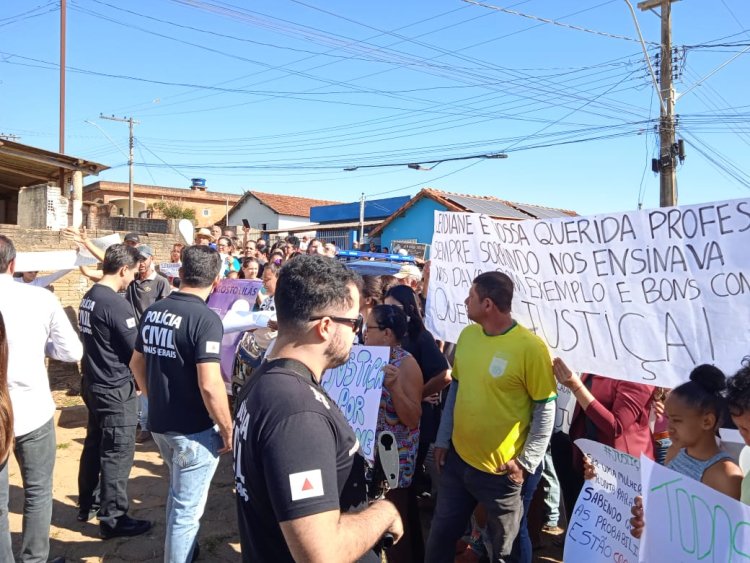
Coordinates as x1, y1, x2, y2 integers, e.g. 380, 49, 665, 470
289, 469, 324, 501
126, 317, 136, 329
206, 341, 220, 354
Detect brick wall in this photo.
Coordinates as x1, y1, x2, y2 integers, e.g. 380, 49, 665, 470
2, 225, 187, 381
0, 224, 184, 310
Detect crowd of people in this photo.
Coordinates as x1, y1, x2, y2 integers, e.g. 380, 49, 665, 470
1, 225, 750, 563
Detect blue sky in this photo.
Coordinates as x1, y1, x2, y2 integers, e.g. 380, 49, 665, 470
1, 0, 749, 215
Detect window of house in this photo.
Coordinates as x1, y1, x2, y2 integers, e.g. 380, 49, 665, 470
202, 208, 210, 217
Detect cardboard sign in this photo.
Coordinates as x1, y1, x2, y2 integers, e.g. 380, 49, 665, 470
565, 439, 641, 563
640, 455, 750, 561
320, 345, 388, 462
391, 240, 428, 260
424, 199, 750, 388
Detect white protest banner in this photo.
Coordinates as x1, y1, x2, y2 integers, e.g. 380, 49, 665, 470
425, 199, 750, 388
564, 439, 641, 563
15, 250, 97, 271
640, 455, 750, 561
321, 345, 388, 463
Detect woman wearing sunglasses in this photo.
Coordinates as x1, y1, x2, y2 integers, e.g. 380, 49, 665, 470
364, 304, 423, 563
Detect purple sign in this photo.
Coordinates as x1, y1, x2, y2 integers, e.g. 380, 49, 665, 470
207, 279, 263, 390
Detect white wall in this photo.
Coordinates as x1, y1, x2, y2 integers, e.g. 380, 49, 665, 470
278, 214, 314, 229
228, 196, 281, 230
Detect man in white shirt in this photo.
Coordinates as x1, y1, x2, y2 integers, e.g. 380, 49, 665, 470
0, 235, 83, 563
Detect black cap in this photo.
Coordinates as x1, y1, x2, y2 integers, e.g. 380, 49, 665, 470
124, 232, 140, 243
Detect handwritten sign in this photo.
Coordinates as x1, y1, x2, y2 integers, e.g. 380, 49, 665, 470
321, 345, 388, 463
565, 439, 641, 563
554, 383, 576, 434
158, 262, 181, 278
424, 199, 750, 388
640, 455, 750, 561
392, 240, 428, 260
207, 279, 263, 391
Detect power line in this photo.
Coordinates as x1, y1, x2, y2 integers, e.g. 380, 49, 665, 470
106, 2, 480, 114
461, 0, 657, 44
136, 140, 192, 182
680, 131, 750, 190
367, 160, 485, 197
135, 141, 158, 186
0, 2, 57, 28
637, 89, 657, 209
114, 0, 644, 126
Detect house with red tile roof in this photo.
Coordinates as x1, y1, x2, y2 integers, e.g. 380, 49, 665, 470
369, 187, 577, 253
226, 190, 340, 231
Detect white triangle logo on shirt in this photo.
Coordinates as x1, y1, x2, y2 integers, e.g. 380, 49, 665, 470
289, 469, 324, 501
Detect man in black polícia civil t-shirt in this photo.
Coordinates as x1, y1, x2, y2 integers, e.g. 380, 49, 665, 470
233, 254, 403, 562
77, 243, 152, 539
130, 245, 233, 562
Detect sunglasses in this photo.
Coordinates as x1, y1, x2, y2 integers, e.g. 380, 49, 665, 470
308, 313, 364, 333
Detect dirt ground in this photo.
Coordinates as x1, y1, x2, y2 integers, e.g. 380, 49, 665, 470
5, 370, 564, 562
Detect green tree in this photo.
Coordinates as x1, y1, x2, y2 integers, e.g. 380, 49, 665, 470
149, 200, 196, 221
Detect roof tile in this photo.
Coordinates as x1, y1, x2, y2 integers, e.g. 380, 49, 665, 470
249, 190, 340, 217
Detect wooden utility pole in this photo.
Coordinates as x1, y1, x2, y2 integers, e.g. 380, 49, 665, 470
100, 115, 139, 217
59, 0, 66, 155
638, 0, 679, 207
59, 0, 67, 194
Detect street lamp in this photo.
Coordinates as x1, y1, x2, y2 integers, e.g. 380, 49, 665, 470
343, 152, 508, 172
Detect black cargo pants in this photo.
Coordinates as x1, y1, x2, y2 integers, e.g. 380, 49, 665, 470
78, 377, 138, 528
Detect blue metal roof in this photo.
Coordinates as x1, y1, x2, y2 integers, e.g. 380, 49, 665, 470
310, 195, 410, 223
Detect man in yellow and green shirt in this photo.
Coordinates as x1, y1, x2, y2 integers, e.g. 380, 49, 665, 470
426, 271, 556, 563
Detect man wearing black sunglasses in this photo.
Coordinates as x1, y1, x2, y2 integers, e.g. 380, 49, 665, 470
233, 255, 402, 562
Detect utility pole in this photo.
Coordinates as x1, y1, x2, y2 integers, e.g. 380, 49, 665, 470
638, 0, 678, 207
100, 114, 139, 217
59, 0, 67, 195
59, 0, 66, 155
359, 193, 365, 247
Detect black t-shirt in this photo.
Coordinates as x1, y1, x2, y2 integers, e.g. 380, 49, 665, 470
404, 329, 450, 382
234, 358, 378, 563
135, 292, 223, 434
79, 284, 138, 388
405, 329, 450, 443
125, 272, 171, 322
